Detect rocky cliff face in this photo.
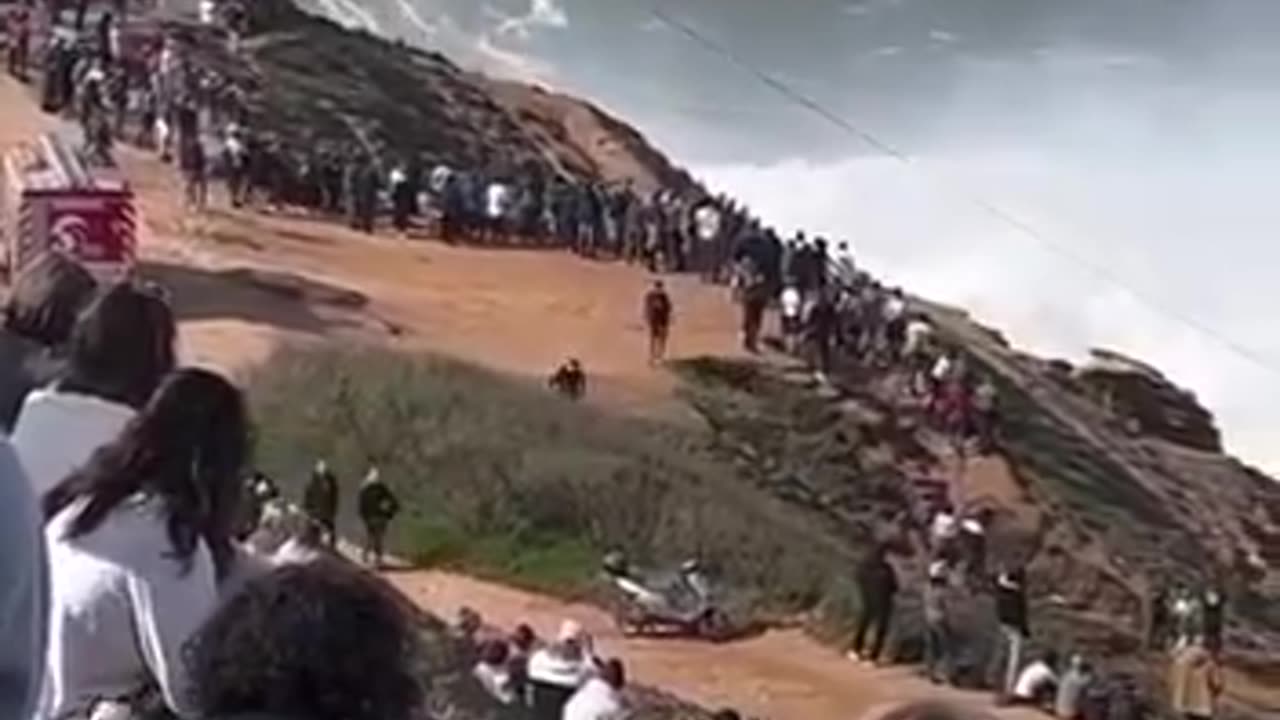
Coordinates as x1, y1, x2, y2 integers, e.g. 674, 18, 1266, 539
1074, 349, 1223, 453
181, 0, 692, 193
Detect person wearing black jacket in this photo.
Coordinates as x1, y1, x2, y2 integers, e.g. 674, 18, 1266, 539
1202, 587, 1225, 653
992, 567, 1031, 696
357, 467, 399, 568
303, 460, 340, 548
848, 543, 899, 665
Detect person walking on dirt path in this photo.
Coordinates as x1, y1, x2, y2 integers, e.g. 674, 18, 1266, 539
848, 542, 898, 665
991, 567, 1031, 697
357, 467, 399, 568
780, 283, 802, 354
922, 560, 954, 685
303, 459, 339, 549
181, 135, 208, 211
806, 288, 839, 381
739, 261, 769, 354
643, 281, 673, 365
223, 123, 249, 208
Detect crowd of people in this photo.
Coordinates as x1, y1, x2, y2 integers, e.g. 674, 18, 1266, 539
0, 249, 425, 720
459, 612, 750, 720
845, 509, 1229, 720
0, 6, 1242, 720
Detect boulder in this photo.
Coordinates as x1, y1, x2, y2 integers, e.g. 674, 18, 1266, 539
1074, 349, 1222, 453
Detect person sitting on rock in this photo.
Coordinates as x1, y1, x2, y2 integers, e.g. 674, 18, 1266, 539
549, 358, 587, 400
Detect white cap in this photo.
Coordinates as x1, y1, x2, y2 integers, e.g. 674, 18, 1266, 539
928, 561, 948, 580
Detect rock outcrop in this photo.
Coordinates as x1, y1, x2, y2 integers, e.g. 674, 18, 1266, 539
171, 2, 694, 196
1074, 348, 1223, 453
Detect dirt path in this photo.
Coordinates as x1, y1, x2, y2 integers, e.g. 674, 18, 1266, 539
388, 570, 1044, 720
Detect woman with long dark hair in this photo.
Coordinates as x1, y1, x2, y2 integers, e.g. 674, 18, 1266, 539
38, 368, 248, 720
0, 251, 97, 430
12, 281, 176, 495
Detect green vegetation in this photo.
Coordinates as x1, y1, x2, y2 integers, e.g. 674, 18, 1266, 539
246, 345, 855, 609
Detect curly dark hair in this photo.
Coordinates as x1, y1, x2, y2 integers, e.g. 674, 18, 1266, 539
184, 561, 425, 720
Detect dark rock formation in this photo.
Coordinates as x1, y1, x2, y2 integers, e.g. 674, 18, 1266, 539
1074, 349, 1223, 453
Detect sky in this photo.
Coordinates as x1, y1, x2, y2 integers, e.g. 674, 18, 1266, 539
305, 0, 1280, 473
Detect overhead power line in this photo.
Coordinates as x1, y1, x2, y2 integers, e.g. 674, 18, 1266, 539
648, 5, 1280, 382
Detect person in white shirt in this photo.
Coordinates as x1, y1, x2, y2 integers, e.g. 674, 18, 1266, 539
485, 181, 511, 243
0, 438, 45, 720
929, 504, 959, 558
529, 620, 598, 720
779, 285, 803, 352
38, 368, 248, 720
12, 283, 177, 497
693, 203, 721, 243
563, 658, 626, 720
473, 640, 517, 705
903, 315, 934, 360
1012, 651, 1060, 706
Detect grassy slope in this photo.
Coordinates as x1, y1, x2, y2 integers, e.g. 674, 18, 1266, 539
246, 345, 857, 609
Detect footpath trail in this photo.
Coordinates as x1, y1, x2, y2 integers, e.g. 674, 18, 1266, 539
387, 570, 1042, 720
0, 76, 1039, 720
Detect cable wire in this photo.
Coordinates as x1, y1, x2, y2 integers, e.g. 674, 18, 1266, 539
648, 5, 1280, 380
